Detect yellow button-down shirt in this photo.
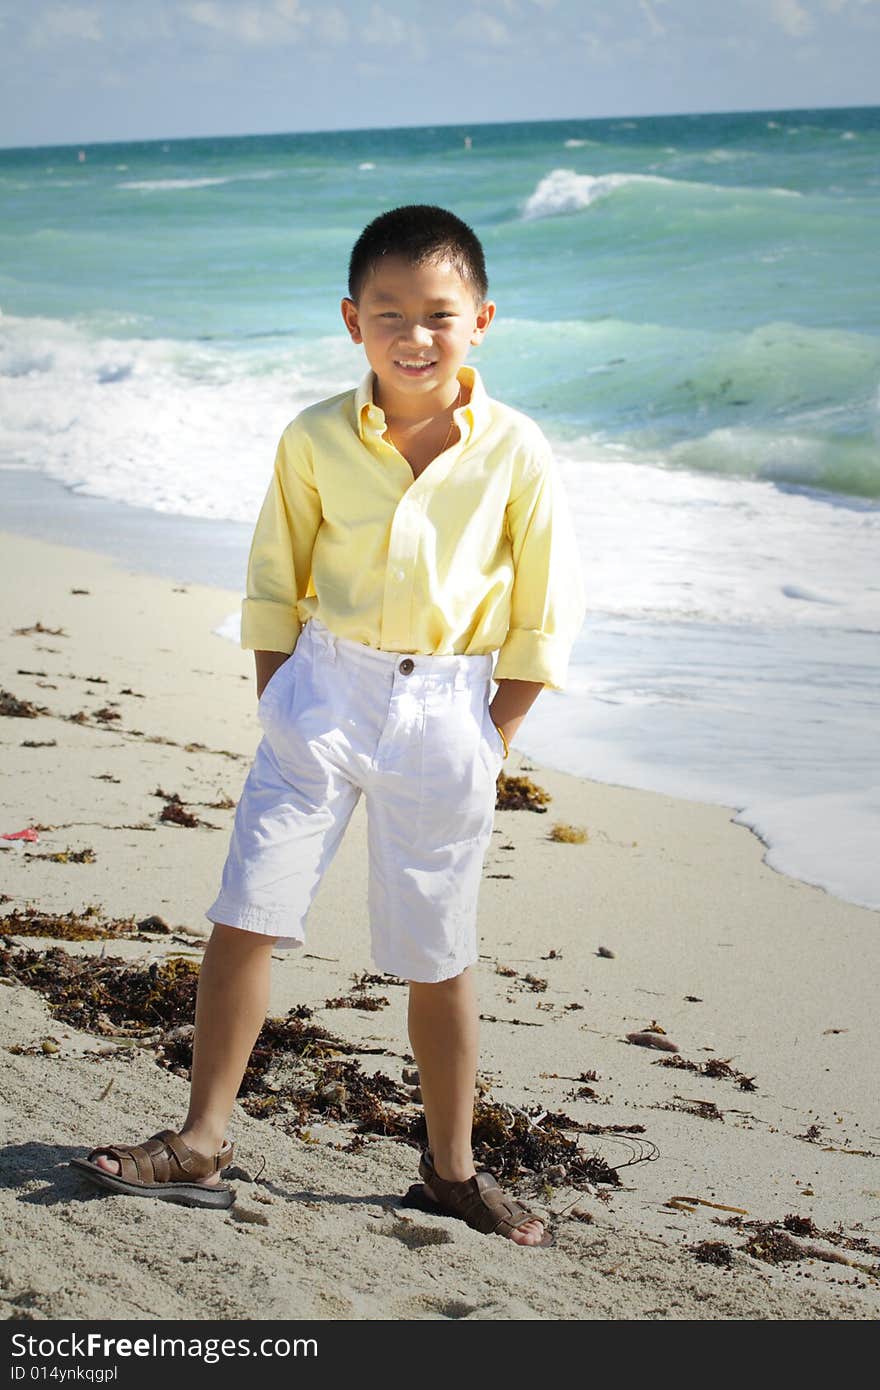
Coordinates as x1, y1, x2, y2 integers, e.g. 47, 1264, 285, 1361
241, 363, 585, 690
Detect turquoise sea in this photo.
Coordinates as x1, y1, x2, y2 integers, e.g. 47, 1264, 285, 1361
1, 108, 878, 907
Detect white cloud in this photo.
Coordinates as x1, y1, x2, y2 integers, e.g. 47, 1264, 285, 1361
768, 0, 813, 36
360, 2, 428, 59
638, 0, 666, 36
182, 0, 308, 46
454, 9, 512, 45
362, 3, 410, 47
314, 5, 348, 44
28, 3, 102, 46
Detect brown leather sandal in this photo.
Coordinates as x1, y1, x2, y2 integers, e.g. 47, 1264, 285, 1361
70, 1129, 236, 1209
400, 1148, 554, 1247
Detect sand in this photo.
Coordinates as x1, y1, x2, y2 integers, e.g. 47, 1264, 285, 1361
1, 530, 878, 1321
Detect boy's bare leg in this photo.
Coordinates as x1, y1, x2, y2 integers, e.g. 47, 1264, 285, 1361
407, 967, 546, 1246
93, 923, 278, 1182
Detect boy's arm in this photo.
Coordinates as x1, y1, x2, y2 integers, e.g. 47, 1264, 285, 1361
488, 678, 544, 748
254, 650, 290, 700
490, 446, 585, 746
241, 423, 323, 672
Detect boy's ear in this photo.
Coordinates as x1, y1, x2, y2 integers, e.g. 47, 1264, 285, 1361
341, 297, 362, 344
470, 299, 496, 346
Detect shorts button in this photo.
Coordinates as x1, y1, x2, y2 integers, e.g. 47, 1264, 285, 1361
399, 657, 414, 674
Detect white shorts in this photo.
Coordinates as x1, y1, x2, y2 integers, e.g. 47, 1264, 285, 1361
205, 616, 506, 983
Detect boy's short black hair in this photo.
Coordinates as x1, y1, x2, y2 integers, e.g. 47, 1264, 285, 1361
348, 204, 488, 306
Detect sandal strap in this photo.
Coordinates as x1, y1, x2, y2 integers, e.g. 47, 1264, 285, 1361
419, 1150, 544, 1239
86, 1132, 234, 1185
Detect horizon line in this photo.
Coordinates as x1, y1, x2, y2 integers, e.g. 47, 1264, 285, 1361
2, 101, 877, 155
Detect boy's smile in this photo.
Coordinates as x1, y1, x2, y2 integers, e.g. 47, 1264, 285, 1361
341, 255, 495, 422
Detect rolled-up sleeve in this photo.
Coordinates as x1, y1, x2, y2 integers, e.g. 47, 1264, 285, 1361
493, 449, 585, 691
240, 423, 323, 653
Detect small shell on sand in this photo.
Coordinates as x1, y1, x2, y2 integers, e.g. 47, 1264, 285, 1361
626, 1031, 679, 1052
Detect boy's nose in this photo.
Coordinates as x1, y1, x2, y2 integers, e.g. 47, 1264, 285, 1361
402, 324, 433, 348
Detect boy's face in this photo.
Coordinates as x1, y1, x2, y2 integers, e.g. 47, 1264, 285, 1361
340, 255, 495, 416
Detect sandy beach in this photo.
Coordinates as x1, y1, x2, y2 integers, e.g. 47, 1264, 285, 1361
1, 529, 878, 1321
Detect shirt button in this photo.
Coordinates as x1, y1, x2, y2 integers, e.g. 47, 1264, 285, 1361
396, 569, 406, 581
398, 658, 414, 675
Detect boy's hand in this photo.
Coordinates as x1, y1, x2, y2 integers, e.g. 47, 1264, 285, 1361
489, 678, 544, 750
255, 650, 290, 700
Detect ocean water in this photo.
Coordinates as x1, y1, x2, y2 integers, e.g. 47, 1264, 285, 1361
1, 109, 878, 909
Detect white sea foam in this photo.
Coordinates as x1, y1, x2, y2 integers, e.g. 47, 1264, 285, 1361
118, 170, 283, 192
119, 177, 233, 191
0, 311, 354, 521
520, 167, 801, 219
358, 161, 376, 170
3, 308, 877, 910
521, 169, 671, 218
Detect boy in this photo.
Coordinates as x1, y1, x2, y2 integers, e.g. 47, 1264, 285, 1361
73, 205, 585, 1248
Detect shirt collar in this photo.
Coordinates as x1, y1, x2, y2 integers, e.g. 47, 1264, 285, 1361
355, 364, 490, 448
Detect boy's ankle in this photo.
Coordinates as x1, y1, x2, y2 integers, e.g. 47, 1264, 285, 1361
426, 1147, 476, 1184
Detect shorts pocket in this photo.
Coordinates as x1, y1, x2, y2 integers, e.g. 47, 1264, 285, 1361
257, 654, 293, 714
479, 694, 506, 776
257, 640, 307, 733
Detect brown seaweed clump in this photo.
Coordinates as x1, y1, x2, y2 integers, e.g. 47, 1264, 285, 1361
13, 622, 67, 637
741, 1225, 804, 1266
325, 994, 390, 1012
495, 772, 551, 813
548, 823, 588, 843
0, 945, 200, 1033
692, 1241, 735, 1268
783, 1213, 817, 1237
655, 1054, 757, 1091
0, 944, 631, 1192
159, 800, 201, 828
1, 690, 50, 719
27, 847, 97, 864
0, 905, 137, 941
467, 1101, 621, 1188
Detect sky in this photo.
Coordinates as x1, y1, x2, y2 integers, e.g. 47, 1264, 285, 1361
0, 0, 877, 148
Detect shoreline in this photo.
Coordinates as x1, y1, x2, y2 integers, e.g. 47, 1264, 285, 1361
3, 466, 877, 916
1, 529, 878, 1320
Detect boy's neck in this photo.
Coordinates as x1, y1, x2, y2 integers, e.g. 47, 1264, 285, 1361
373, 370, 467, 425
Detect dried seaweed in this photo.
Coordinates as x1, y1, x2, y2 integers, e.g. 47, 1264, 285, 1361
0, 946, 200, 1032
1, 690, 49, 718
548, 823, 587, 843
0, 906, 136, 941
351, 970, 405, 989
325, 994, 390, 1012
21, 739, 57, 748
692, 1241, 735, 1268
655, 1054, 757, 1091
160, 801, 201, 828
1, 944, 632, 1196
520, 973, 547, 993
742, 1226, 803, 1265
13, 622, 67, 637
494, 772, 551, 813
26, 847, 96, 864
667, 1096, 724, 1121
